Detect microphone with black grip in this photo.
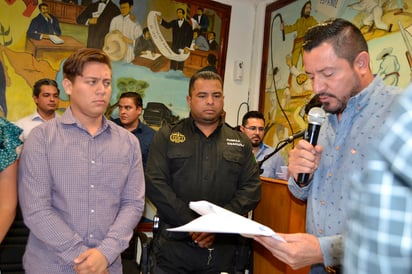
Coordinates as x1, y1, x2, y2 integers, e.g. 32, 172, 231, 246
297, 107, 326, 187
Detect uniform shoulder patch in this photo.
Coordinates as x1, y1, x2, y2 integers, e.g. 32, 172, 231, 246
170, 132, 186, 143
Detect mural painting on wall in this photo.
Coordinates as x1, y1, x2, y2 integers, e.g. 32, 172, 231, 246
0, 0, 229, 127
260, 0, 412, 159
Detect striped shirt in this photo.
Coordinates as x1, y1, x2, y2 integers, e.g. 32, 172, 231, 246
18, 107, 145, 274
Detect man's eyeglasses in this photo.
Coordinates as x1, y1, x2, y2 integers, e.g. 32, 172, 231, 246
244, 126, 265, 132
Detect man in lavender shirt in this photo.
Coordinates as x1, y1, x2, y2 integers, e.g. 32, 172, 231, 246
18, 48, 145, 274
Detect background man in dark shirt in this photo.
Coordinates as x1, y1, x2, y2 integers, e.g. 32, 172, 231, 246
145, 71, 261, 273
112, 91, 155, 167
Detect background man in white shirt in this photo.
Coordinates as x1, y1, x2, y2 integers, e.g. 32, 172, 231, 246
15, 78, 60, 141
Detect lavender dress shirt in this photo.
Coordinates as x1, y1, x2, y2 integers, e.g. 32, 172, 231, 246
18, 107, 145, 273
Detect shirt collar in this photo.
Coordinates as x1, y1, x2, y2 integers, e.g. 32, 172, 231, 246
31, 109, 59, 122
189, 114, 224, 136
61, 107, 110, 135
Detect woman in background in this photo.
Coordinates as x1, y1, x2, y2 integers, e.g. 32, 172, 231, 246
0, 116, 22, 244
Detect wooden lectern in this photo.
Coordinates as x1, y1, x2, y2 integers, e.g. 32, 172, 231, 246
253, 177, 310, 274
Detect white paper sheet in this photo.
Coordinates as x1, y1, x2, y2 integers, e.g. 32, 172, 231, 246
167, 200, 285, 242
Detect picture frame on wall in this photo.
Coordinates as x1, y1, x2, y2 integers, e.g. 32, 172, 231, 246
259, 0, 412, 150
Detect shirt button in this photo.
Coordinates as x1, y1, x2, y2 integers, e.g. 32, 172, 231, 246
320, 201, 325, 206
318, 229, 323, 235
90, 184, 94, 188
328, 172, 333, 177
351, 149, 357, 154
91, 209, 95, 213
91, 160, 95, 164
335, 145, 340, 150
90, 234, 94, 238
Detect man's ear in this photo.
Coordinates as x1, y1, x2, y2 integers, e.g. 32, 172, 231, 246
62, 78, 72, 96
355, 51, 370, 70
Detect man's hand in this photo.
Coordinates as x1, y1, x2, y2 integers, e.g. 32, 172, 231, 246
190, 232, 215, 248
254, 233, 323, 270
288, 139, 323, 182
73, 248, 108, 274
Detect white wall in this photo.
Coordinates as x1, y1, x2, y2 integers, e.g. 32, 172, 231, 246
214, 0, 273, 127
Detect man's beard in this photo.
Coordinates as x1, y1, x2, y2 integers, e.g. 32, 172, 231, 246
252, 139, 262, 147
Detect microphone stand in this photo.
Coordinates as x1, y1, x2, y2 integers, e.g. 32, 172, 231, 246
257, 137, 294, 174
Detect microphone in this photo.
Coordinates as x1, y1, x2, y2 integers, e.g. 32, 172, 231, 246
257, 130, 306, 175
297, 107, 326, 187
285, 130, 305, 143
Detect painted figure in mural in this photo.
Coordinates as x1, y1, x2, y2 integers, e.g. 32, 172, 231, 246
191, 29, 209, 51
280, 1, 317, 68
376, 47, 400, 86
26, 3, 62, 40
254, 18, 400, 274
394, 0, 405, 15
348, 0, 392, 32
14, 78, 60, 142
285, 53, 312, 97
145, 71, 261, 273
112, 91, 155, 168
240, 111, 286, 179
0, 117, 22, 244
207, 31, 219, 51
197, 53, 217, 73
76, 0, 120, 49
192, 7, 208, 34
158, 8, 193, 71
134, 27, 156, 57
109, 0, 142, 63
18, 48, 145, 274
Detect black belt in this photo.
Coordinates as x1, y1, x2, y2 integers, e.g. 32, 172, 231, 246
325, 265, 342, 274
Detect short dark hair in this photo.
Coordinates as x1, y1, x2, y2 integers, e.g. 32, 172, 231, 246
242, 111, 265, 126
39, 3, 48, 10
207, 53, 217, 66
33, 78, 60, 97
303, 18, 368, 66
119, 0, 133, 6
188, 71, 222, 96
143, 27, 149, 35
300, 1, 311, 17
177, 8, 185, 15
119, 92, 142, 108
63, 48, 112, 83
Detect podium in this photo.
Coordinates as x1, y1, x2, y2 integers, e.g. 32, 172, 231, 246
25, 35, 84, 59
253, 177, 310, 274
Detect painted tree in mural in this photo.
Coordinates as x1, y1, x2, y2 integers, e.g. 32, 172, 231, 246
105, 77, 149, 118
